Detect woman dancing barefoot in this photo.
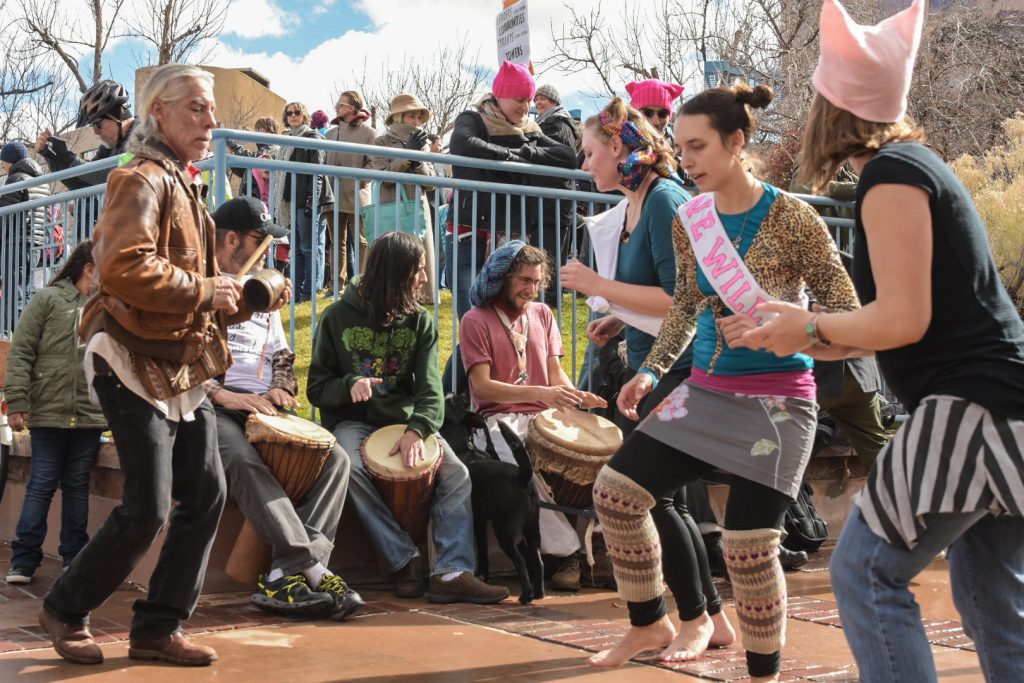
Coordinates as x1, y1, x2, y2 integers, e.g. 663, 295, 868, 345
588, 82, 860, 680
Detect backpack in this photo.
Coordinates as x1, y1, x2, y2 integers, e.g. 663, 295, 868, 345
783, 483, 829, 552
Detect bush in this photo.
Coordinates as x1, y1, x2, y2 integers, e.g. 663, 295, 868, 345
950, 114, 1024, 316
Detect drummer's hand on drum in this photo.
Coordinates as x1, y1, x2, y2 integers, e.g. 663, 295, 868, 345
211, 388, 278, 415
578, 391, 608, 410
537, 384, 590, 412
351, 377, 383, 403
390, 430, 426, 468
264, 387, 298, 410
617, 372, 653, 421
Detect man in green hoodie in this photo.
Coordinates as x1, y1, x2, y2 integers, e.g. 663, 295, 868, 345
308, 232, 508, 604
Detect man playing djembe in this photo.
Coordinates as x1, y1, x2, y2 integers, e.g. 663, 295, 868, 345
459, 242, 606, 591
308, 231, 509, 604
208, 196, 363, 621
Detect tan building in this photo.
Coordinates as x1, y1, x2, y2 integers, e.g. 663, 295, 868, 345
60, 66, 286, 161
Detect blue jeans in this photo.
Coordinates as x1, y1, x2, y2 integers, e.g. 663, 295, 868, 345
294, 211, 325, 302
831, 506, 1024, 682
332, 421, 475, 577
444, 232, 487, 322
10, 428, 103, 570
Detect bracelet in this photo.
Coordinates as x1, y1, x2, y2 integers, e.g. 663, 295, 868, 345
805, 313, 832, 347
638, 367, 659, 388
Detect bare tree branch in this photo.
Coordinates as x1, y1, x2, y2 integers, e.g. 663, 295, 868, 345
124, 0, 229, 66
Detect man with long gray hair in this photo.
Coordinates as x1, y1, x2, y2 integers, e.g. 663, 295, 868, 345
37, 64, 266, 667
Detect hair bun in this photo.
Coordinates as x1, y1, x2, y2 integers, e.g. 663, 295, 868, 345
734, 83, 774, 110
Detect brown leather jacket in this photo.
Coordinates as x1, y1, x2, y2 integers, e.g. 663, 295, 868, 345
82, 140, 251, 365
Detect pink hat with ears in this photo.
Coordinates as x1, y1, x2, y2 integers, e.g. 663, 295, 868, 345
812, 0, 926, 123
625, 79, 685, 112
492, 61, 536, 100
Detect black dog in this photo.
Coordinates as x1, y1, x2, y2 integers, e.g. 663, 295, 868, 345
441, 395, 543, 604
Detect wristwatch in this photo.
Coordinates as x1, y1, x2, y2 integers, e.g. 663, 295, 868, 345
805, 313, 831, 347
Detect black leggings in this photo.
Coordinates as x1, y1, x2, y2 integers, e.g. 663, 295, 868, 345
616, 368, 722, 619
609, 430, 793, 676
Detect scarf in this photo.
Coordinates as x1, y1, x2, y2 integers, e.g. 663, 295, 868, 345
536, 104, 570, 127
475, 95, 541, 137
330, 108, 372, 127
599, 111, 683, 192
271, 124, 312, 226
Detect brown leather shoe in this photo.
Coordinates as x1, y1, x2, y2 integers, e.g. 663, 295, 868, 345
426, 572, 509, 604
128, 631, 217, 666
550, 554, 581, 591
394, 556, 425, 599
38, 608, 103, 665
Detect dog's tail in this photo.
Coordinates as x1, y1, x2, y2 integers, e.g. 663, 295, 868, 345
497, 421, 534, 488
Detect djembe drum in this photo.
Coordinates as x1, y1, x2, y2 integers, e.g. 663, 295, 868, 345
526, 408, 622, 509
361, 424, 443, 543
225, 413, 336, 584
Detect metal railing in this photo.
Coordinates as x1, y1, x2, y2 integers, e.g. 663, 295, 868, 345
1, 129, 857, 400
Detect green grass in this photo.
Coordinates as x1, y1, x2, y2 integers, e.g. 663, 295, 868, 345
280, 290, 593, 418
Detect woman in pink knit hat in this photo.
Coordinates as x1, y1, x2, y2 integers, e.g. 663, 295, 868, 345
745, 0, 1024, 680
626, 79, 684, 135
445, 60, 576, 318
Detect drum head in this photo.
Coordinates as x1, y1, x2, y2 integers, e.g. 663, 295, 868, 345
362, 424, 441, 481
246, 412, 336, 450
531, 409, 622, 457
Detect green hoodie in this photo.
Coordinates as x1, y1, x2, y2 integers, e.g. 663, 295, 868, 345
307, 278, 443, 436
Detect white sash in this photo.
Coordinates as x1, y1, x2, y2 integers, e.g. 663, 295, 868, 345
678, 192, 803, 324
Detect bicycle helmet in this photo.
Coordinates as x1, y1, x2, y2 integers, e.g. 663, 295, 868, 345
76, 80, 132, 128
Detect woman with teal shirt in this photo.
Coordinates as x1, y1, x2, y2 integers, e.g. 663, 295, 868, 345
561, 96, 735, 661
588, 84, 859, 680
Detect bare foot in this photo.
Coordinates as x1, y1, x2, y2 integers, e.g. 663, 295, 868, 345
708, 610, 736, 648
588, 616, 676, 668
656, 611, 714, 662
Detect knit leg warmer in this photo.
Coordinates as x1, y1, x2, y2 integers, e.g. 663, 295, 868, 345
723, 528, 787, 655
591, 466, 662, 603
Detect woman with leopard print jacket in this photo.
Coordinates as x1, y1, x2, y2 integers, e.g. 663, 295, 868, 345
587, 83, 859, 682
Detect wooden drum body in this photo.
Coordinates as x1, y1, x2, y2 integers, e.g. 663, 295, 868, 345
362, 424, 442, 543
526, 409, 622, 509
225, 413, 336, 584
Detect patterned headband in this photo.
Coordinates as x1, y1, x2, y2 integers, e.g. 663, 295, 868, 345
598, 111, 646, 150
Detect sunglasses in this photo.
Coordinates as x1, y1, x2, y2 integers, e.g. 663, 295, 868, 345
91, 119, 108, 130
286, 109, 303, 116
641, 108, 671, 119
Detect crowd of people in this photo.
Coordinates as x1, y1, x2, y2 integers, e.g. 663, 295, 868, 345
0, 0, 1022, 680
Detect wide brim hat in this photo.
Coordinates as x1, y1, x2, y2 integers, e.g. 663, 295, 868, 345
470, 240, 527, 307
386, 93, 431, 126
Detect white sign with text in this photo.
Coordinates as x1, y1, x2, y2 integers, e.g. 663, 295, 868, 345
496, 0, 530, 65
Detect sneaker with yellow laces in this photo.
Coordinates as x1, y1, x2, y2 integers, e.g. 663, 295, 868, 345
315, 573, 365, 621
251, 573, 334, 619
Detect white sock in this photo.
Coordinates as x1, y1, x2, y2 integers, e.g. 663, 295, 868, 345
440, 571, 463, 582
266, 567, 285, 582
303, 563, 331, 587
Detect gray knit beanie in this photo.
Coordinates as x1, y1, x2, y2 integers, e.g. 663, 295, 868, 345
535, 84, 560, 105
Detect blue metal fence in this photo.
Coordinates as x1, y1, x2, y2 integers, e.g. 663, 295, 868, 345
0, 129, 856, 399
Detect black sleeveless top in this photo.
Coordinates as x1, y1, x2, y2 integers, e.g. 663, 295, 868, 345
852, 142, 1024, 419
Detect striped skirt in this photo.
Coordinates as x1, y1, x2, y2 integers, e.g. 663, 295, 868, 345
858, 394, 1024, 549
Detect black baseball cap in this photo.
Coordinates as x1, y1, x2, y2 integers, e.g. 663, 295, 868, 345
212, 196, 288, 238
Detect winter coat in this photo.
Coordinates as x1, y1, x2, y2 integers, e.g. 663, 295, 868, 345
324, 118, 378, 214
4, 278, 107, 429
371, 123, 436, 204
0, 158, 49, 249
447, 107, 576, 234
275, 127, 334, 220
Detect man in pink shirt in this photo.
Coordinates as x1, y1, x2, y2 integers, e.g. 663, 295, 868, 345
460, 241, 605, 591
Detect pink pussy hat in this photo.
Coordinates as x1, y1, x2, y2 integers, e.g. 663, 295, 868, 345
492, 61, 536, 100
625, 79, 685, 112
812, 0, 926, 123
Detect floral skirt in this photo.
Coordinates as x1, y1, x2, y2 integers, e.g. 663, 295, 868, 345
636, 380, 817, 499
